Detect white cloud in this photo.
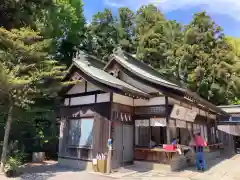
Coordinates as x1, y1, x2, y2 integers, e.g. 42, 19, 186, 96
105, 0, 240, 21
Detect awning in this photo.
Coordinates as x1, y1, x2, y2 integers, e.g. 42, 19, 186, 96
218, 125, 240, 136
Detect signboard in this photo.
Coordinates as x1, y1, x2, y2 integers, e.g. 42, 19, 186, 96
185, 109, 197, 122
150, 118, 166, 127
135, 119, 149, 127
170, 105, 187, 120
170, 104, 198, 122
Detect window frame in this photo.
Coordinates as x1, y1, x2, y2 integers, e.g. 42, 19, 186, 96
67, 117, 94, 149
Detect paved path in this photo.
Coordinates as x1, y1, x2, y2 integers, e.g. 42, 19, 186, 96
1, 155, 240, 180
0, 162, 114, 180
101, 154, 240, 180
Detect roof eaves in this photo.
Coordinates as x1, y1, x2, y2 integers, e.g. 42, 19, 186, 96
113, 54, 184, 91
73, 60, 150, 98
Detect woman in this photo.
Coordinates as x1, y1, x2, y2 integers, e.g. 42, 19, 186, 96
193, 132, 207, 171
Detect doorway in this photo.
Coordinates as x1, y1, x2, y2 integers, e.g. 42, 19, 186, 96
112, 123, 134, 169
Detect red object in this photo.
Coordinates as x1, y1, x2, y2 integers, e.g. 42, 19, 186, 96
195, 135, 207, 147
163, 144, 176, 151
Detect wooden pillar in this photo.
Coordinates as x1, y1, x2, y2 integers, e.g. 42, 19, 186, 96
214, 115, 218, 143
59, 116, 67, 156
149, 119, 151, 148
106, 93, 113, 174
165, 96, 171, 144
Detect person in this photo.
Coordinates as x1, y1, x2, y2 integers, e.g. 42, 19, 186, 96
172, 137, 182, 154
194, 132, 207, 171
150, 136, 156, 148
171, 137, 179, 145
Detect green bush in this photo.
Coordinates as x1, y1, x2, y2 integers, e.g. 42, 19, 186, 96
4, 157, 21, 172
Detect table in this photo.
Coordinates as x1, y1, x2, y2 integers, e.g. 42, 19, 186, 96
134, 147, 177, 163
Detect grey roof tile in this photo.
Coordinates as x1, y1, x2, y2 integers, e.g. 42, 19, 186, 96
73, 59, 149, 97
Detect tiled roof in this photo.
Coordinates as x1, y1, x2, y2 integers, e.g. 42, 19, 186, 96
106, 50, 227, 115
73, 59, 150, 98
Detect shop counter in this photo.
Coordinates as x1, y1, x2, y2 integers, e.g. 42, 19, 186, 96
134, 147, 177, 163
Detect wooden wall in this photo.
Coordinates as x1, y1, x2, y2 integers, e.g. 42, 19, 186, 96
58, 103, 110, 160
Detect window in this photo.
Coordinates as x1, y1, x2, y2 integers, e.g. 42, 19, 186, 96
68, 118, 94, 148
135, 126, 150, 147
135, 119, 167, 147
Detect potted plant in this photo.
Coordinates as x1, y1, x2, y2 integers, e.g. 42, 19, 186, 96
4, 157, 21, 177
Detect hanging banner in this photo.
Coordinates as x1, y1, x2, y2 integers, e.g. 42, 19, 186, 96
150, 118, 166, 127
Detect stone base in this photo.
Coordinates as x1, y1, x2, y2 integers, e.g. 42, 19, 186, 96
32, 152, 45, 162
134, 161, 171, 171
58, 157, 92, 171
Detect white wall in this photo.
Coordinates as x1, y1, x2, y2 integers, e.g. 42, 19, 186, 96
97, 93, 110, 103
134, 97, 165, 106
70, 95, 95, 106
67, 81, 101, 95
113, 93, 134, 106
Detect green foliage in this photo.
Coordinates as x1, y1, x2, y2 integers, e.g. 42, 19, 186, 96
84, 7, 240, 105
37, 0, 86, 66
177, 12, 240, 104
84, 7, 136, 61
4, 141, 26, 172
0, 0, 52, 30
0, 27, 65, 108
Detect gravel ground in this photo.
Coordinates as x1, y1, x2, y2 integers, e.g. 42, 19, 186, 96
0, 162, 114, 180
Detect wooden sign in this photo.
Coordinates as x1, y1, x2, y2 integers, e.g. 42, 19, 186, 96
170, 104, 198, 122
185, 109, 197, 122
170, 105, 187, 120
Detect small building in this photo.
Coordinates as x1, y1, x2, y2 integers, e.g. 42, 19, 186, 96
218, 105, 240, 154
57, 50, 227, 170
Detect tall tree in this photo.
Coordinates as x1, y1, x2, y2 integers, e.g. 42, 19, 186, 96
117, 7, 136, 53
176, 12, 240, 104
135, 4, 167, 66
85, 8, 118, 61
0, 0, 52, 29
37, 0, 86, 66
0, 27, 65, 171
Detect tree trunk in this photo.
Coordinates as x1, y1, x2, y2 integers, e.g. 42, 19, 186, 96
0, 106, 13, 172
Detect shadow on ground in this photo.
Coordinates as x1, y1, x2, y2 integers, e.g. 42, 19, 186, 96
111, 151, 235, 178
17, 162, 80, 180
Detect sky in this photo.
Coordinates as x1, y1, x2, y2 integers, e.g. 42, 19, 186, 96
82, 0, 240, 37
